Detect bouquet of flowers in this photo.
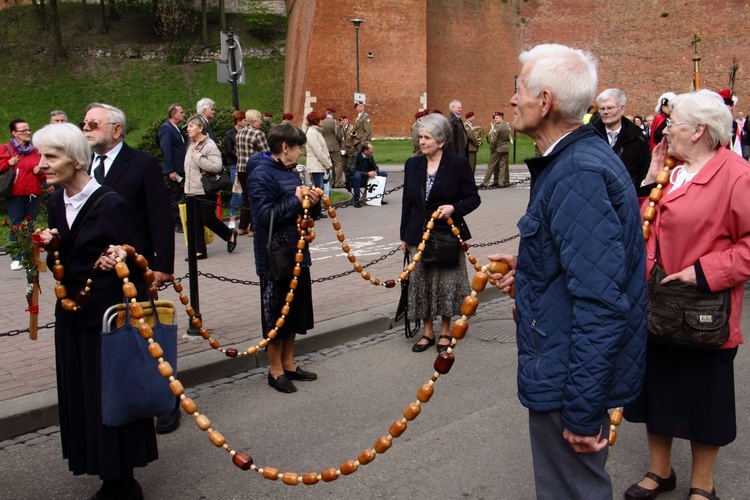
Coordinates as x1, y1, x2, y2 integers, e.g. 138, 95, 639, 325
3, 216, 45, 339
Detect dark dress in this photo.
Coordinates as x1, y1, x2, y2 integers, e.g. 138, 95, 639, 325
48, 185, 158, 480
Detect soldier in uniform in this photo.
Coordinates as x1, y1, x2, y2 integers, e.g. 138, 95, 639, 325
341, 115, 356, 192
322, 107, 346, 187
351, 101, 372, 154
481, 111, 511, 187
464, 111, 483, 173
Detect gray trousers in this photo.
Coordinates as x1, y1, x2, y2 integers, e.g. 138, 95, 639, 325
528, 409, 612, 500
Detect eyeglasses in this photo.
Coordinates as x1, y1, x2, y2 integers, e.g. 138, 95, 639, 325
599, 106, 620, 113
665, 119, 691, 129
14, 128, 31, 133
79, 120, 117, 131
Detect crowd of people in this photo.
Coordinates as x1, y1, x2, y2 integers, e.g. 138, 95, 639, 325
3, 42, 750, 499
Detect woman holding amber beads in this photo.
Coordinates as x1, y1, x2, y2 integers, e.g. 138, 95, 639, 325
623, 90, 750, 500
400, 113, 481, 353
32, 123, 155, 500
246, 124, 322, 394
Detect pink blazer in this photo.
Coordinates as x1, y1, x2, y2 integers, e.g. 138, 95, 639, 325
643, 147, 750, 348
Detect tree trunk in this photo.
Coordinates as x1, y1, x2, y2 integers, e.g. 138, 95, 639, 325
81, 0, 90, 31
33, 0, 48, 31
49, 0, 67, 61
99, 0, 108, 33
200, 0, 208, 47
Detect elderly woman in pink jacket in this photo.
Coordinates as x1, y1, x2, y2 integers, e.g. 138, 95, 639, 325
624, 90, 750, 500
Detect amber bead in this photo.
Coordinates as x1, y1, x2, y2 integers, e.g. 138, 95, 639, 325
200, 328, 211, 339
406, 262, 416, 272
302, 199, 311, 210
281, 304, 291, 315
642, 225, 651, 240
130, 301, 145, 319
451, 226, 461, 236
275, 317, 285, 328
509, 284, 516, 299
384, 280, 396, 288
147, 342, 163, 359
471, 272, 489, 292
431, 210, 441, 219
181, 398, 197, 414
412, 252, 422, 263
422, 231, 431, 241
148, 286, 159, 300
306, 229, 316, 241
403, 402, 421, 421
358, 448, 376, 465
75, 290, 92, 307
445, 217, 454, 226
114, 262, 130, 279
341, 243, 351, 253
285, 292, 295, 303
169, 379, 184, 396
664, 155, 676, 168
54, 284, 67, 300
225, 348, 238, 358
209, 339, 220, 349
469, 255, 477, 265
158, 361, 174, 377
610, 408, 623, 426
122, 282, 138, 299
389, 419, 407, 438
426, 220, 435, 230
321, 468, 339, 482
173, 282, 183, 293
258, 339, 269, 348
302, 472, 319, 485
648, 187, 663, 203
461, 296, 479, 316
184, 305, 195, 317
209, 431, 226, 447
417, 242, 426, 252
138, 323, 153, 340
263, 467, 279, 481
143, 269, 155, 285
296, 239, 307, 250
417, 384, 434, 403
121, 244, 136, 256
643, 205, 657, 221
451, 318, 469, 339
61, 298, 77, 311
179, 294, 189, 305
348, 253, 357, 263
608, 428, 617, 445
281, 472, 299, 485
300, 219, 309, 230
361, 271, 370, 280
327, 207, 336, 218
332, 220, 342, 231
656, 169, 670, 185
191, 317, 203, 329
337, 231, 346, 242
232, 451, 253, 470
399, 271, 409, 281
434, 352, 455, 374
293, 266, 302, 277
488, 261, 510, 275
246, 346, 258, 355
374, 435, 392, 453
340, 460, 358, 475
461, 241, 469, 252
370, 278, 381, 286
52, 264, 64, 280
195, 414, 211, 430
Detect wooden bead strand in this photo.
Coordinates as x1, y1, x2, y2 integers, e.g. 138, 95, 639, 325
642, 156, 677, 240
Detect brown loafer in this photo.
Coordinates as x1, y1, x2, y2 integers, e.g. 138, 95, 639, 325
624, 469, 676, 499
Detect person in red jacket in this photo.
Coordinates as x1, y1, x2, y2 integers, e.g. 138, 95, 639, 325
0, 119, 45, 270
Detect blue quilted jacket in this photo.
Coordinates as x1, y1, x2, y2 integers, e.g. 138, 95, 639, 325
515, 126, 647, 436
246, 152, 321, 276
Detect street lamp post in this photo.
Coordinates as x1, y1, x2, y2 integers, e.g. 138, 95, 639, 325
350, 18, 364, 93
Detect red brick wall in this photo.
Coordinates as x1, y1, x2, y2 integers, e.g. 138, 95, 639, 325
287, 0, 750, 137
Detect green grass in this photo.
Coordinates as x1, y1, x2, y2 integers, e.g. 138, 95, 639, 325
371, 135, 538, 165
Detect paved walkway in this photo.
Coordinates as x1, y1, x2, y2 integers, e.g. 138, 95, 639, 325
0, 164, 530, 439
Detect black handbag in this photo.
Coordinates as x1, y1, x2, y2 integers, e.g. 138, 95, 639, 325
201, 169, 232, 194
394, 253, 421, 338
647, 262, 731, 350
100, 296, 178, 427
265, 210, 296, 281
0, 145, 17, 196
422, 224, 460, 267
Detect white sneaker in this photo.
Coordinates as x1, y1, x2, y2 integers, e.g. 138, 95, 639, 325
228, 220, 237, 229
10, 261, 22, 271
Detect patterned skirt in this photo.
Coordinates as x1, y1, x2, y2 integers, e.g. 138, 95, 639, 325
260, 267, 314, 340
407, 247, 471, 321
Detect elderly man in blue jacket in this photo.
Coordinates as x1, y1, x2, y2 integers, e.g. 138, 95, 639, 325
491, 44, 647, 499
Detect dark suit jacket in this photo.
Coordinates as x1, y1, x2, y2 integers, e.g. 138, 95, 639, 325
400, 152, 481, 245
158, 121, 186, 176
447, 113, 467, 156
99, 142, 175, 274
47, 186, 141, 329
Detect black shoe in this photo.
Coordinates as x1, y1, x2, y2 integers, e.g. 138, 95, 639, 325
412, 335, 435, 352
184, 253, 207, 261
268, 372, 297, 393
624, 469, 676, 500
354, 201, 362, 208
436, 334, 452, 353
155, 407, 181, 434
284, 366, 318, 381
381, 200, 388, 205
175, 225, 184, 233
227, 229, 238, 253
90, 480, 143, 500
688, 487, 718, 500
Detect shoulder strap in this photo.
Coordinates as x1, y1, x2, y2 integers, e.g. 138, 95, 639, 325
267, 209, 275, 252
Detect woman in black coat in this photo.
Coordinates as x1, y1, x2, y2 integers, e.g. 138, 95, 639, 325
33, 124, 155, 500
400, 113, 481, 353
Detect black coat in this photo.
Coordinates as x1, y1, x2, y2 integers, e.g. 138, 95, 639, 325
446, 113, 467, 156
593, 117, 651, 189
400, 152, 481, 245
98, 142, 175, 274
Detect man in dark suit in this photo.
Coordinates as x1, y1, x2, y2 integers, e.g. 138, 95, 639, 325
447, 99, 467, 156
158, 104, 186, 232
83, 102, 178, 433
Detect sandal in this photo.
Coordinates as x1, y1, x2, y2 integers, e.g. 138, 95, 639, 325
624, 468, 676, 499
689, 487, 719, 500
436, 334, 452, 353
412, 335, 435, 352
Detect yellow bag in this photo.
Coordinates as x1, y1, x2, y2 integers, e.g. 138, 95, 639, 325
112, 300, 176, 328
178, 203, 214, 246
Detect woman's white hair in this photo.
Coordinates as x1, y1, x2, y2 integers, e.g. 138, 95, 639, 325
32, 123, 92, 170
519, 44, 598, 124
418, 113, 452, 145
670, 89, 733, 149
